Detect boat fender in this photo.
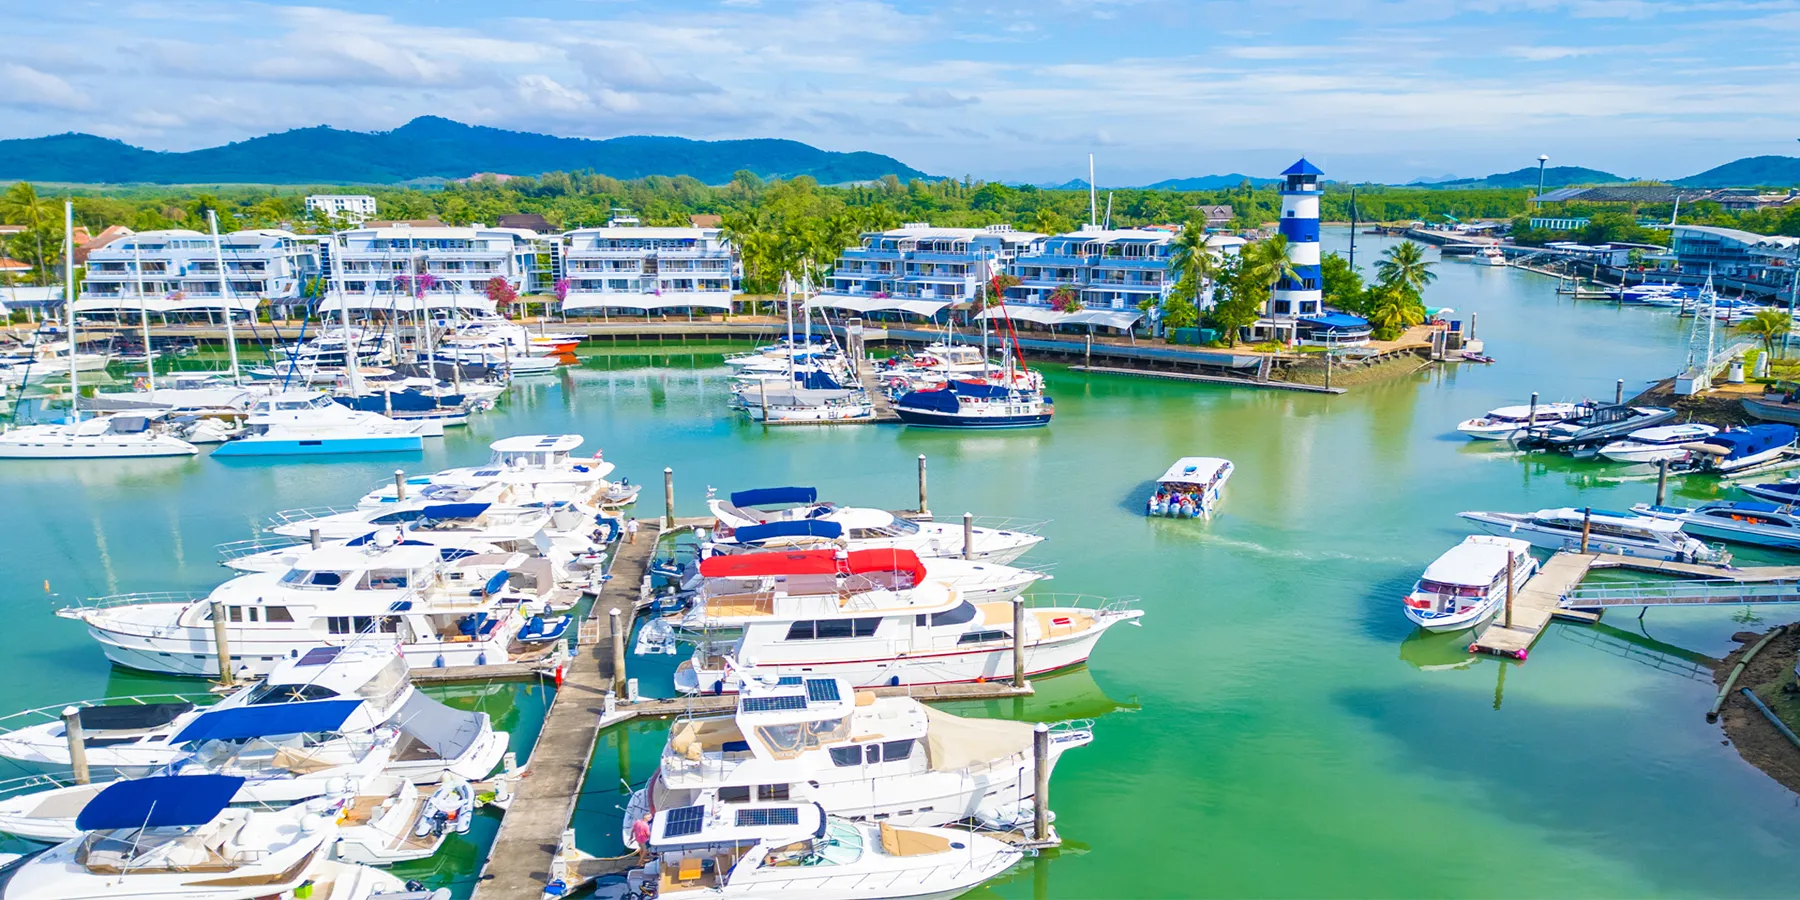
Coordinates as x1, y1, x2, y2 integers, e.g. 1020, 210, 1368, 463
711, 679, 724, 695
435, 654, 446, 669
554, 665, 565, 687
888, 676, 901, 687
476, 652, 487, 666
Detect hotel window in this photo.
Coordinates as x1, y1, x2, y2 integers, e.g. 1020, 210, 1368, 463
1303, 278, 1317, 290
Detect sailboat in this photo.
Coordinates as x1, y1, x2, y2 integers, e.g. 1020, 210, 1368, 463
740, 271, 876, 423
893, 298, 1052, 428
0, 202, 200, 459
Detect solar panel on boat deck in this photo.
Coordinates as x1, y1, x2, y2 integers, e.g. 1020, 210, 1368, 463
474, 469, 501, 477
296, 647, 342, 667
663, 805, 706, 838
735, 808, 800, 827
776, 676, 803, 686
741, 695, 808, 712
805, 679, 841, 703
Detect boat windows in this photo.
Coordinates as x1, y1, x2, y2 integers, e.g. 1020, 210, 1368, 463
881, 738, 915, 761
1417, 580, 1487, 598
754, 718, 851, 760
784, 618, 881, 641
719, 786, 751, 803
247, 682, 339, 704
828, 746, 862, 767
957, 629, 1009, 645
918, 602, 978, 627
325, 615, 395, 635
279, 570, 349, 590
265, 607, 294, 623
356, 569, 412, 590
757, 784, 790, 801
846, 519, 920, 540
227, 606, 243, 622
356, 653, 411, 708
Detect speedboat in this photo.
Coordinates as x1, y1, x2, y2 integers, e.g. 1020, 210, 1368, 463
1632, 500, 1800, 550
1147, 457, 1232, 518
423, 343, 560, 375
0, 414, 199, 459
673, 573, 1141, 694
893, 380, 1052, 429
1475, 246, 1506, 266
1403, 536, 1538, 632
1455, 402, 1588, 440
623, 674, 1089, 846
1597, 422, 1720, 464
0, 775, 404, 900
0, 646, 508, 785
707, 487, 1045, 563
212, 391, 435, 457
1683, 424, 1798, 473
1741, 479, 1800, 505
354, 434, 634, 508
57, 537, 558, 677
1458, 506, 1728, 564
625, 798, 1020, 900
1514, 404, 1678, 452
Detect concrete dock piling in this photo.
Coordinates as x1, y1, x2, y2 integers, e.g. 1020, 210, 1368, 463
210, 600, 235, 687
917, 455, 929, 515
62, 707, 88, 785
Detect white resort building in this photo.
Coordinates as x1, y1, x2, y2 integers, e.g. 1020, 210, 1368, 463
810, 224, 1042, 322
304, 194, 378, 224
557, 224, 734, 316
999, 225, 1244, 333
74, 229, 321, 321
322, 223, 541, 315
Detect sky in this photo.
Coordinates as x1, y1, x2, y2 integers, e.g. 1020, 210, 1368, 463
3, 0, 1798, 185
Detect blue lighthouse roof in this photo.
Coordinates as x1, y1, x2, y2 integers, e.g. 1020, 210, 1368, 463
1281, 158, 1323, 176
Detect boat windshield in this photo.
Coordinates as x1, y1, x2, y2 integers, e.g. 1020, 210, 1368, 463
356, 653, 411, 709
754, 716, 851, 761
1418, 579, 1487, 598
279, 569, 349, 589
760, 822, 864, 869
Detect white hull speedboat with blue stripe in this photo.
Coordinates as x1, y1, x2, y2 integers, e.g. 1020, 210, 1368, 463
1404, 536, 1538, 632
1632, 500, 1800, 550
1597, 423, 1720, 464
213, 391, 435, 457
1458, 506, 1729, 564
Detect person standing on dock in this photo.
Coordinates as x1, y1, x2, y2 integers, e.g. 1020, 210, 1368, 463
626, 517, 639, 544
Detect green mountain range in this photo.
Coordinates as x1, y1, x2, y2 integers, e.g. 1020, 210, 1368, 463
0, 116, 930, 186
1674, 156, 1800, 188
1418, 165, 1628, 189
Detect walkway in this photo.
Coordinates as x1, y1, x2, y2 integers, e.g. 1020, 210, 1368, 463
1469, 552, 1600, 659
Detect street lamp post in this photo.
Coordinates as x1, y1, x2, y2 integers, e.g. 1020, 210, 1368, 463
1534, 154, 1549, 211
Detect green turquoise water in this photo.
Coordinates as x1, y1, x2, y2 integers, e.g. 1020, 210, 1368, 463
4, 228, 1798, 897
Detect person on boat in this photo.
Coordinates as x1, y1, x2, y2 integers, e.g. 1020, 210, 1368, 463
632, 813, 653, 862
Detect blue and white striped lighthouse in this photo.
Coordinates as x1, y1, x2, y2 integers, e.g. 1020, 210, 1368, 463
1270, 157, 1323, 320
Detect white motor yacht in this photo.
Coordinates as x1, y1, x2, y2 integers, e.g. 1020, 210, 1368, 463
0, 775, 404, 900
622, 674, 1089, 844
708, 488, 1044, 563
1403, 536, 1539, 633
0, 414, 199, 459
1631, 500, 1800, 550
0, 646, 508, 785
1597, 423, 1720, 464
213, 391, 436, 457
1455, 402, 1587, 440
626, 799, 1020, 900
671, 551, 1140, 694
58, 537, 559, 677
1458, 506, 1728, 564
354, 434, 636, 509
1475, 246, 1506, 266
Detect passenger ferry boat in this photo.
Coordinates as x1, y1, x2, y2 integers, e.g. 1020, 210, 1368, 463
670, 552, 1141, 694
1458, 506, 1729, 564
707, 488, 1044, 563
627, 798, 1020, 900
622, 673, 1090, 843
1147, 457, 1233, 518
1403, 536, 1538, 632
57, 536, 563, 677
1455, 402, 1588, 440
1596, 423, 1720, 464
1631, 500, 1800, 550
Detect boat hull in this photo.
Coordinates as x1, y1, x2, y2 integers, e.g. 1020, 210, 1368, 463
1673, 519, 1800, 550
1742, 397, 1800, 426
213, 434, 424, 456
0, 438, 198, 459
894, 408, 1052, 429
1461, 516, 1697, 562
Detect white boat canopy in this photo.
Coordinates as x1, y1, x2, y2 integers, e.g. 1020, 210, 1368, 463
1421, 536, 1531, 586
560, 291, 733, 312
805, 294, 951, 318
977, 306, 1143, 329
1158, 456, 1230, 486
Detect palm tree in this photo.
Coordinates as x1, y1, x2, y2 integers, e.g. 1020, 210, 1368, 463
1243, 235, 1298, 302
1376, 240, 1436, 297
1741, 308, 1793, 357
1168, 217, 1219, 305
1364, 283, 1425, 341
0, 183, 55, 286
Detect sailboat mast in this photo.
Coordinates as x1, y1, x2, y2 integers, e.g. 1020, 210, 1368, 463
333, 233, 362, 396
208, 210, 240, 385
64, 201, 78, 423
134, 240, 154, 392
784, 271, 794, 380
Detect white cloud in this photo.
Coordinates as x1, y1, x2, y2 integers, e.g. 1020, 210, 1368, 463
0, 63, 91, 111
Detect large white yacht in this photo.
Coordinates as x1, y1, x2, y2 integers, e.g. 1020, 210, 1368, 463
0, 414, 200, 459
0, 775, 404, 900
623, 674, 1089, 844
0, 646, 508, 784
354, 434, 637, 509
670, 551, 1140, 694
58, 537, 559, 677
707, 487, 1044, 563
1458, 506, 1729, 564
627, 798, 1020, 900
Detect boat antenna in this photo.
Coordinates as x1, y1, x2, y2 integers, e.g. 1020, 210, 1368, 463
64, 200, 78, 425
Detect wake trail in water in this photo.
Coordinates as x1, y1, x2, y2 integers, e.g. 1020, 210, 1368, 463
1200, 534, 1414, 567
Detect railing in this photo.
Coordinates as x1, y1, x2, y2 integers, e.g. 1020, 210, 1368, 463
64, 591, 208, 611
0, 693, 217, 737
214, 536, 307, 561
0, 771, 83, 802
264, 506, 359, 528
1562, 579, 1800, 609
658, 745, 756, 786
1019, 592, 1141, 615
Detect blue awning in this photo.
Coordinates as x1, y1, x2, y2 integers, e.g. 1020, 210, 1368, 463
732, 520, 843, 543
172, 698, 361, 744
730, 487, 818, 508
421, 503, 491, 520
75, 774, 246, 831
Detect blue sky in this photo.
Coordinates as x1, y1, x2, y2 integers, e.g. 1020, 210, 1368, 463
4, 0, 1796, 184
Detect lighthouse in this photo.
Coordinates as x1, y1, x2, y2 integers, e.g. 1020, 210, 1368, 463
1269, 158, 1323, 321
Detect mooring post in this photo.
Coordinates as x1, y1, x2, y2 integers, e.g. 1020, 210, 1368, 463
62, 707, 89, 785
663, 467, 674, 529
1580, 507, 1592, 553
1469, 311, 1478, 341
609, 608, 626, 696
210, 600, 235, 687
1615, 378, 1624, 405
916, 455, 928, 516
1657, 458, 1670, 506
393, 469, 407, 502
1032, 723, 1051, 840
1012, 597, 1027, 688
309, 527, 321, 551
1504, 550, 1516, 628
1525, 391, 1539, 440
962, 512, 974, 561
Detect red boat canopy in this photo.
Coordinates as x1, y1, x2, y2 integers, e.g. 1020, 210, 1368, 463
698, 548, 926, 583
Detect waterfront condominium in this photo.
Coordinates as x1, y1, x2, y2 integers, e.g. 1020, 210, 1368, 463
810, 223, 1043, 320
999, 225, 1244, 332
558, 223, 735, 316
74, 229, 320, 321
324, 223, 542, 314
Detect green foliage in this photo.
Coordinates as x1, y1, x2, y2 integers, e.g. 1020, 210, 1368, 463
1364, 283, 1426, 340
1375, 241, 1436, 297
1740, 308, 1794, 357
1320, 252, 1367, 314
1203, 254, 1262, 346
0, 182, 60, 285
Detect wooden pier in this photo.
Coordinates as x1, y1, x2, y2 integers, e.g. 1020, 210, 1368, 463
1468, 552, 1601, 659
1069, 365, 1346, 394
